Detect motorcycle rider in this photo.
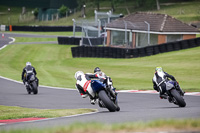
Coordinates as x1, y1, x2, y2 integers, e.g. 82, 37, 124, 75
75, 69, 117, 105
75, 71, 98, 104
152, 67, 184, 99
21, 62, 38, 88
94, 67, 107, 79
93, 67, 117, 96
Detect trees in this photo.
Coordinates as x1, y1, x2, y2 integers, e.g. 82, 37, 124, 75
76, 0, 161, 13
59, 5, 69, 17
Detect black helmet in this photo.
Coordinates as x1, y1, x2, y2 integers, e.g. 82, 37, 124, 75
94, 67, 101, 73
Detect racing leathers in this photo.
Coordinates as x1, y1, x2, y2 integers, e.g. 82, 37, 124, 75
94, 71, 117, 97
75, 72, 100, 104
152, 71, 184, 98
75, 71, 117, 105
21, 65, 38, 86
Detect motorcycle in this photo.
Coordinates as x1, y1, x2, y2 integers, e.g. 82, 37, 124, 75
25, 73, 38, 94
162, 80, 186, 107
89, 77, 120, 112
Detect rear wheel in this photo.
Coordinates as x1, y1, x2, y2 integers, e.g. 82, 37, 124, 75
32, 81, 38, 94
170, 89, 186, 107
98, 90, 117, 112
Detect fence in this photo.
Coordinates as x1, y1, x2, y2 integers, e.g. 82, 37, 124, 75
72, 19, 107, 46
71, 37, 200, 58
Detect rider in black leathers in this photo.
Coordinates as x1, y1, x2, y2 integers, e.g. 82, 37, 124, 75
21, 62, 38, 87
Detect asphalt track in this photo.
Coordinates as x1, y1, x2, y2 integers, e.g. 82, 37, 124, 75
0, 33, 200, 130
0, 76, 200, 131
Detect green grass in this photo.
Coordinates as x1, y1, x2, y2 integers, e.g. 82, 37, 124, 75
0, 105, 96, 120
14, 37, 57, 43
0, 43, 199, 92
1, 119, 200, 133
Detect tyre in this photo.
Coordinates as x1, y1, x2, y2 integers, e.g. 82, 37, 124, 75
170, 89, 186, 107
114, 98, 120, 111
98, 90, 117, 112
32, 81, 38, 94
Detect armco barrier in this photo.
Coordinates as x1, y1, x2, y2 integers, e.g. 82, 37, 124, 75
71, 37, 200, 58
11, 26, 81, 32
173, 42, 181, 51
58, 36, 104, 45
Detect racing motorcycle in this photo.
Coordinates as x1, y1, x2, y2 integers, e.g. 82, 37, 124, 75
90, 77, 120, 112
162, 80, 186, 107
25, 73, 38, 94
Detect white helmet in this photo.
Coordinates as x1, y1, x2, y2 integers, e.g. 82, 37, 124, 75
74, 71, 84, 80
26, 62, 31, 66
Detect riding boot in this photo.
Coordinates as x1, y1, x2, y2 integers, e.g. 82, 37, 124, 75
159, 92, 168, 99
176, 84, 185, 96
87, 91, 96, 105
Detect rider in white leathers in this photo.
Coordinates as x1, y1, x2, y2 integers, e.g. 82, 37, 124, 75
74, 67, 117, 105
152, 67, 184, 99
75, 71, 99, 104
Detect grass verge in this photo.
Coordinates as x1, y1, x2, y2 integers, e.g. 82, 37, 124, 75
1, 119, 200, 133
15, 37, 57, 43
0, 105, 96, 120
0, 44, 199, 92
14, 37, 57, 43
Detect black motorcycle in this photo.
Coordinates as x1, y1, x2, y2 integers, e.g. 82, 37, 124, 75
91, 77, 120, 112
163, 80, 186, 107
25, 73, 38, 94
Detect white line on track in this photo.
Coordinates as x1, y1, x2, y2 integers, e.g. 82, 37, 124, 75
0, 75, 200, 96
0, 75, 75, 91
0, 111, 98, 126
23, 111, 98, 124
0, 37, 15, 50
0, 45, 7, 50
9, 37, 15, 44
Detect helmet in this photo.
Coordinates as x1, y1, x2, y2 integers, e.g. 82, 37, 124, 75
155, 67, 163, 72
74, 71, 84, 80
94, 67, 101, 73
26, 62, 31, 66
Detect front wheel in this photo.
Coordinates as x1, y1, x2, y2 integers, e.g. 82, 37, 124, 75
170, 89, 186, 107
98, 90, 117, 112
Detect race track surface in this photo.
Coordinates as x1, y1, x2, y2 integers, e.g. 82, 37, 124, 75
0, 77, 200, 130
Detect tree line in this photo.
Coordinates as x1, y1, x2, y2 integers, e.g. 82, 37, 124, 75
76, 0, 193, 12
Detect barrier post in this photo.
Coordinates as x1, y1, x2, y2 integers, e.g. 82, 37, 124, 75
9, 25, 12, 31
72, 19, 76, 37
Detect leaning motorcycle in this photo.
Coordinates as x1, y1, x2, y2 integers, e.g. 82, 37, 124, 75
162, 80, 186, 107
89, 77, 120, 112
25, 73, 38, 94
